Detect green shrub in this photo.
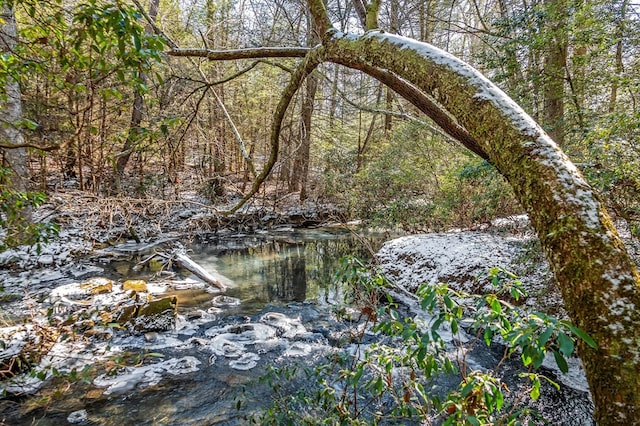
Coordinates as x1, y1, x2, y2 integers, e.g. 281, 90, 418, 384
244, 260, 596, 425
319, 122, 521, 231
0, 168, 59, 252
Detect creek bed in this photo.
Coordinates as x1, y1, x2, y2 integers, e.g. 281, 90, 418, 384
0, 227, 594, 425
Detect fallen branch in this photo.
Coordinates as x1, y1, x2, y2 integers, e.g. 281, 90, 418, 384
173, 251, 227, 292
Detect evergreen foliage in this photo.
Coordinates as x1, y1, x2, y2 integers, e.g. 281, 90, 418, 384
243, 259, 596, 425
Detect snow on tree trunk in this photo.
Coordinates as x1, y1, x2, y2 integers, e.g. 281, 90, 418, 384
322, 29, 640, 424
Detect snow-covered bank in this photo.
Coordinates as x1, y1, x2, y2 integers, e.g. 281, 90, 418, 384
376, 215, 563, 314
376, 215, 639, 316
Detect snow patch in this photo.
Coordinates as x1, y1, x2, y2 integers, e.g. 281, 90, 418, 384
376, 232, 535, 293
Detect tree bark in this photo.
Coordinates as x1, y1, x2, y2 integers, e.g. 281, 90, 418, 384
290, 10, 320, 200
0, 2, 31, 218
114, 0, 160, 185
609, 0, 629, 113
541, 0, 568, 146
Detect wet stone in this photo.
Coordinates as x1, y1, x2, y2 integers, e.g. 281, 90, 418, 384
123, 279, 148, 292
67, 409, 88, 424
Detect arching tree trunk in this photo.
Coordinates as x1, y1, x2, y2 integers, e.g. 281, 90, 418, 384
321, 29, 640, 424
167, 1, 640, 422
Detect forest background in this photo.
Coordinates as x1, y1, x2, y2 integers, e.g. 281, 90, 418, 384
0, 0, 639, 242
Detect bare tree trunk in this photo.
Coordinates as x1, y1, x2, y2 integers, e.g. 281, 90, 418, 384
291, 10, 320, 200
541, 0, 567, 145
0, 2, 30, 213
609, 0, 629, 113
290, 73, 317, 200
384, 0, 399, 134
114, 0, 160, 187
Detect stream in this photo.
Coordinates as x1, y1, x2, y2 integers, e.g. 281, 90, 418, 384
1, 228, 389, 425
0, 227, 594, 425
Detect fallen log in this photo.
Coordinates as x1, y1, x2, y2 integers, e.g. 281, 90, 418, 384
173, 252, 227, 292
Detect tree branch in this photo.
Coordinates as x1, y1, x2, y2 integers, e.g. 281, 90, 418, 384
0, 142, 60, 152
168, 47, 310, 61
328, 60, 489, 160
223, 46, 327, 215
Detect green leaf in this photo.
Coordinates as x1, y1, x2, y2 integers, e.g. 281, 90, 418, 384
553, 350, 569, 373
461, 380, 475, 397
566, 324, 598, 349
483, 328, 492, 346
557, 332, 574, 357
495, 387, 504, 411
451, 319, 459, 334
530, 379, 540, 400
352, 366, 363, 384
466, 415, 481, 426
19, 118, 39, 130
490, 297, 502, 314
443, 295, 454, 309
537, 325, 554, 347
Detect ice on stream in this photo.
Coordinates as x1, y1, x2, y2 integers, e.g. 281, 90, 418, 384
200, 315, 317, 367
1, 264, 329, 399
93, 356, 201, 395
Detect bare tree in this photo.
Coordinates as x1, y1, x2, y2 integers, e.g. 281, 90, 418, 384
115, 0, 160, 188
0, 2, 30, 212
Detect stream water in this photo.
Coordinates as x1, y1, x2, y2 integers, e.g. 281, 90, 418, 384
1, 228, 392, 425
1, 228, 594, 425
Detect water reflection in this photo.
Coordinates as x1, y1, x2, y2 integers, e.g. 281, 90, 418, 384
189, 229, 387, 314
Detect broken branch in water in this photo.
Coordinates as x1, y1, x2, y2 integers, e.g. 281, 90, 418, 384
171, 250, 227, 292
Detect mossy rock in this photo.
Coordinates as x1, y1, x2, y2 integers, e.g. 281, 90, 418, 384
108, 296, 177, 333
131, 296, 177, 332
114, 304, 137, 325
79, 277, 113, 295
122, 279, 148, 292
